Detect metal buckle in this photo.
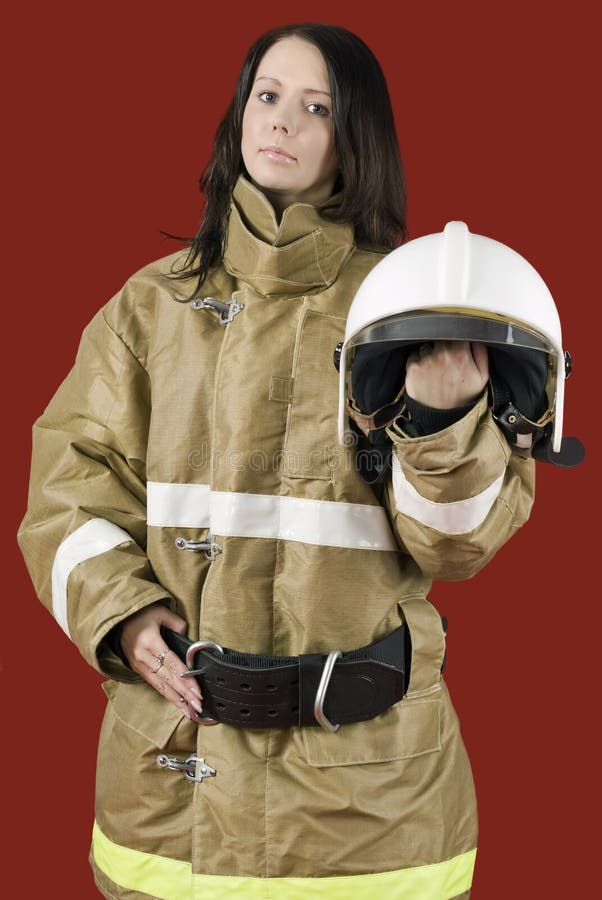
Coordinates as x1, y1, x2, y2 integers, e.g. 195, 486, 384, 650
175, 535, 222, 560
180, 640, 225, 725
190, 296, 244, 326
313, 650, 342, 732
156, 754, 216, 783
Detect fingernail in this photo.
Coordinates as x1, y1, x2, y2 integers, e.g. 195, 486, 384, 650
190, 701, 203, 715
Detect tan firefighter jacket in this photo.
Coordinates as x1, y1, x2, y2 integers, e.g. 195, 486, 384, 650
18, 176, 535, 900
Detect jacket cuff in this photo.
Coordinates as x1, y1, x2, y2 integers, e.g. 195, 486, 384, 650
401, 394, 478, 437
103, 623, 131, 666
386, 392, 511, 496
94, 595, 175, 682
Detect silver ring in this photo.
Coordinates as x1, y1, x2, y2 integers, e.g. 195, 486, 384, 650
178, 696, 187, 704
152, 651, 168, 673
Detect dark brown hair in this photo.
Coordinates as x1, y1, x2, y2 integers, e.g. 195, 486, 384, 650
176, 22, 407, 291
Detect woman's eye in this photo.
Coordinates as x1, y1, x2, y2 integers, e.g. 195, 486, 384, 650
307, 102, 329, 117
258, 91, 277, 103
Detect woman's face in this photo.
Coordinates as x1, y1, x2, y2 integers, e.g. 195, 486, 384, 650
241, 37, 338, 214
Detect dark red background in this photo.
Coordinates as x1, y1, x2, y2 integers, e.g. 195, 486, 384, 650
2, 1, 599, 896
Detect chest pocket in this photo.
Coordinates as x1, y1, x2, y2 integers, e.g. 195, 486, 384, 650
282, 308, 345, 482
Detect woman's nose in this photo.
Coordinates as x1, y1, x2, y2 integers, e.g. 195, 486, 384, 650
272, 108, 296, 136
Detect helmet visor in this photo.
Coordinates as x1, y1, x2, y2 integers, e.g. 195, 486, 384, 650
347, 310, 554, 354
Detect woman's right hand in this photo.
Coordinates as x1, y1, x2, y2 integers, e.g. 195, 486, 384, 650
405, 340, 489, 409
118, 601, 205, 721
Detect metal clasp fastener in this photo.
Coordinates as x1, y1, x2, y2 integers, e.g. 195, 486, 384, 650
175, 535, 222, 560
313, 650, 342, 733
180, 640, 225, 726
190, 296, 244, 326
156, 754, 216, 783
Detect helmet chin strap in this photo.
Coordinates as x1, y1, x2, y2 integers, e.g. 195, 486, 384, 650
487, 350, 585, 467
344, 384, 406, 437
492, 397, 554, 450
345, 379, 585, 468
491, 396, 584, 468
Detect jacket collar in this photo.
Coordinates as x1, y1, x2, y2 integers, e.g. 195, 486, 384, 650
223, 176, 355, 297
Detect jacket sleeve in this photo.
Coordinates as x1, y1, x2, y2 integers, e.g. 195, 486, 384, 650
385, 392, 535, 580
17, 304, 171, 681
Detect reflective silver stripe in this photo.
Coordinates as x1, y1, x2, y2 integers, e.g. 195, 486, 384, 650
211, 492, 398, 550
146, 482, 211, 527
147, 482, 398, 552
51, 518, 133, 637
391, 456, 504, 535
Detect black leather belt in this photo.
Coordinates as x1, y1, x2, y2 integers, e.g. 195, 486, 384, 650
162, 626, 410, 731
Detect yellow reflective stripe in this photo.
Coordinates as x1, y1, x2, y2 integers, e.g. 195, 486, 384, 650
93, 821, 476, 900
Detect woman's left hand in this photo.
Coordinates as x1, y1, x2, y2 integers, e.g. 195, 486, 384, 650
405, 341, 489, 409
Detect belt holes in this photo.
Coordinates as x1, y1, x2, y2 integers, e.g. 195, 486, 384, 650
267, 709, 278, 718
216, 702, 226, 711
240, 683, 252, 691
291, 679, 299, 687
291, 705, 299, 714
240, 708, 251, 717
216, 677, 225, 686
266, 684, 277, 692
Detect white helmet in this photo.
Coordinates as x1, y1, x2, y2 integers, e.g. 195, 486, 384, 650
337, 221, 582, 464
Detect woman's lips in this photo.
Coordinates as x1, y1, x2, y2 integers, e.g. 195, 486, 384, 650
261, 146, 296, 163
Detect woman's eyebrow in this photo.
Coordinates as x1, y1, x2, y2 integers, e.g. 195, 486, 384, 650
255, 75, 331, 96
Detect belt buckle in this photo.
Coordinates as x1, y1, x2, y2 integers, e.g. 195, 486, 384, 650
313, 650, 342, 732
181, 640, 225, 726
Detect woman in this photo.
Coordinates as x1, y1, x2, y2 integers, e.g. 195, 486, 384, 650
18, 22, 532, 900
